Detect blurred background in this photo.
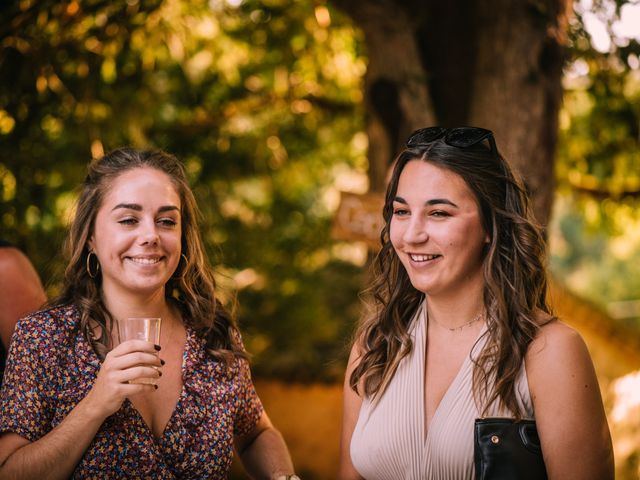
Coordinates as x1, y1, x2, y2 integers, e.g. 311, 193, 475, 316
1, 0, 639, 478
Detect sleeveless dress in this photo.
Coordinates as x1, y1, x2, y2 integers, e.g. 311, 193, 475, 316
350, 301, 534, 479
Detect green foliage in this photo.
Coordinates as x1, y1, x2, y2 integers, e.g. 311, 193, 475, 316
551, 0, 640, 329
550, 197, 640, 317
0, 0, 367, 381
558, 0, 640, 196
4, 0, 638, 383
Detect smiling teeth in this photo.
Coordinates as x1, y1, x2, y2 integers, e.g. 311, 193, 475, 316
129, 257, 160, 265
409, 254, 439, 262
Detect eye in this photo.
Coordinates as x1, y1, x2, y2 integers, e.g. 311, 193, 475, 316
158, 218, 178, 228
118, 217, 138, 225
430, 210, 450, 218
393, 207, 410, 217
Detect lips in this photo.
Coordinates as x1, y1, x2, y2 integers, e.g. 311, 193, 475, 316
408, 253, 441, 262
125, 256, 163, 265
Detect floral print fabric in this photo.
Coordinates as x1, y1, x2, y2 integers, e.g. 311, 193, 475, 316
0, 304, 264, 479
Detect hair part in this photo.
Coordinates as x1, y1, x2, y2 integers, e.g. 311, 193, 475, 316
54, 147, 246, 364
350, 138, 551, 418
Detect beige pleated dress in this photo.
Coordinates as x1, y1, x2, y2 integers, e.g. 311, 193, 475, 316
350, 301, 534, 479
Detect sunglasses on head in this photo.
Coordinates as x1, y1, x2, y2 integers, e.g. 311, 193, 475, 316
405, 126, 497, 155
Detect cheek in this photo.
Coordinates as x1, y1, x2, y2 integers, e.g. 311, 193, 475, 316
92, 227, 120, 256
162, 230, 182, 253
456, 224, 487, 258
389, 220, 402, 247
389, 218, 403, 240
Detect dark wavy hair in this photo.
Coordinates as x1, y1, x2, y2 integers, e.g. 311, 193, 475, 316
54, 147, 245, 364
350, 136, 552, 418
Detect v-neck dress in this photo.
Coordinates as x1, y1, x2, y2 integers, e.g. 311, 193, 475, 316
0, 304, 264, 479
350, 301, 534, 480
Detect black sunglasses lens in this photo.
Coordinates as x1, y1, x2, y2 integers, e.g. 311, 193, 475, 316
406, 127, 446, 147
445, 127, 492, 148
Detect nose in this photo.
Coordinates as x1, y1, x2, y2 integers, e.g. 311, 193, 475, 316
139, 220, 160, 246
403, 216, 428, 245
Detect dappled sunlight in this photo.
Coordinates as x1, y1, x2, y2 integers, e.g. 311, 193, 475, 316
577, 0, 640, 53
0, 165, 16, 202
233, 267, 265, 290
607, 370, 640, 478
332, 162, 369, 194
54, 192, 78, 227
0, 109, 16, 135
610, 370, 640, 423
2, 1, 639, 476
549, 194, 640, 322
331, 242, 368, 267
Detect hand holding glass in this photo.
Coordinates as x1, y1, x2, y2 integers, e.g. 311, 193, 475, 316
118, 317, 161, 385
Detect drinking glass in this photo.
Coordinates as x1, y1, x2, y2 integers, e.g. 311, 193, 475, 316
119, 317, 161, 384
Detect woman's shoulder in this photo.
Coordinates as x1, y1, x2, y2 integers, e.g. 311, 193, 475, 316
527, 315, 586, 357
15, 303, 80, 342
525, 315, 595, 391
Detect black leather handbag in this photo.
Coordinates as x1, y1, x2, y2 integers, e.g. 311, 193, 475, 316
474, 418, 548, 480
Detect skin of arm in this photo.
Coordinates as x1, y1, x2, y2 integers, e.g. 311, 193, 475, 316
234, 411, 295, 480
338, 343, 365, 480
0, 340, 162, 479
526, 320, 614, 480
0, 247, 46, 348
0, 397, 107, 480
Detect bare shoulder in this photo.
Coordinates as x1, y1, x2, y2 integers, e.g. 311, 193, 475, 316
525, 315, 598, 401
527, 316, 587, 359
0, 246, 28, 273
0, 246, 44, 293
524, 318, 614, 478
347, 337, 364, 366
343, 338, 365, 394
527, 315, 588, 364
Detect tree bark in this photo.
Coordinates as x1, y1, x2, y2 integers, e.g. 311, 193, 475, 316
332, 0, 570, 226
468, 0, 569, 225
332, 0, 436, 192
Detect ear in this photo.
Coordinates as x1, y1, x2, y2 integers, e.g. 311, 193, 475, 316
87, 233, 95, 252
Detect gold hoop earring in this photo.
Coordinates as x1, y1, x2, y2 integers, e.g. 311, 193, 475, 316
86, 251, 100, 279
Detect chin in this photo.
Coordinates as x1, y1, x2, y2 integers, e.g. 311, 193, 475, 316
129, 278, 169, 294
408, 282, 433, 295
406, 275, 434, 291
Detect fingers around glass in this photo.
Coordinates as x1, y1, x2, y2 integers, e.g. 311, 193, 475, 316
122, 365, 162, 386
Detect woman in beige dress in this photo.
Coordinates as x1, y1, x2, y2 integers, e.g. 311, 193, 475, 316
339, 127, 614, 479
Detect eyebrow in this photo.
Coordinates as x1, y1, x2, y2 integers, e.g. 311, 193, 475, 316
111, 203, 180, 213
393, 196, 459, 208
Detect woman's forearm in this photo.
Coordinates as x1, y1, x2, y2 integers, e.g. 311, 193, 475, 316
1, 340, 162, 479
238, 427, 295, 480
0, 397, 106, 480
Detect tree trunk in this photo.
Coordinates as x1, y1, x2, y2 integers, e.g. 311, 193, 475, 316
332, 0, 570, 226
331, 0, 436, 192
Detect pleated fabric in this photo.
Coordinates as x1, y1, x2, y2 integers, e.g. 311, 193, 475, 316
350, 301, 534, 480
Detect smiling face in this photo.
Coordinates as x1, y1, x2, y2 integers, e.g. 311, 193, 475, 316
389, 159, 488, 298
88, 167, 182, 302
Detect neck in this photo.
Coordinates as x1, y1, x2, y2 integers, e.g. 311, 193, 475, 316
426, 284, 485, 331
101, 286, 172, 324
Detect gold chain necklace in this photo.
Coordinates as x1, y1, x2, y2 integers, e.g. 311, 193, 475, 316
429, 312, 483, 332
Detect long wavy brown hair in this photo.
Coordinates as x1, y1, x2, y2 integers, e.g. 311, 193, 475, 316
349, 136, 551, 418
54, 147, 246, 364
